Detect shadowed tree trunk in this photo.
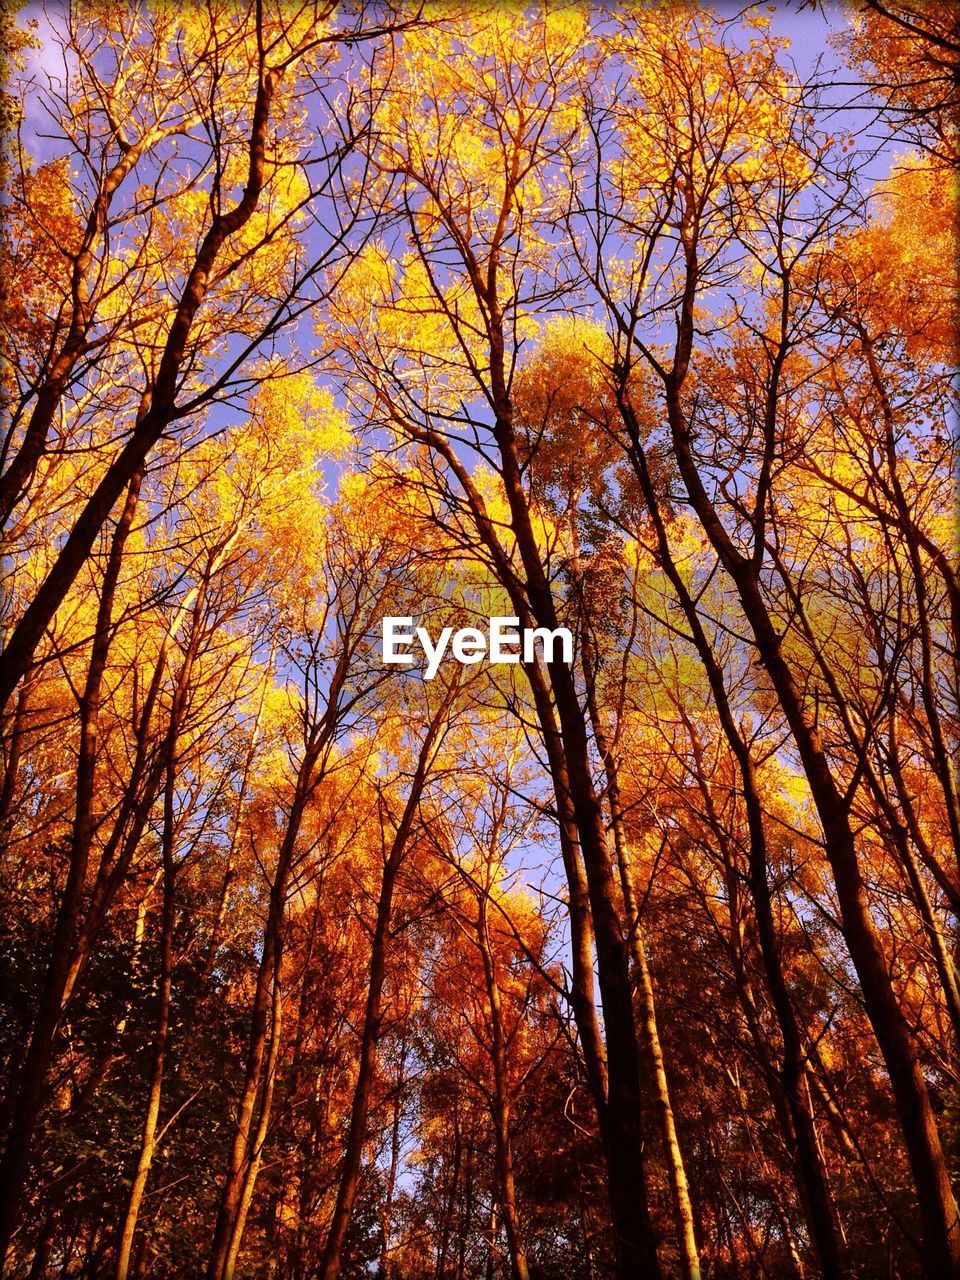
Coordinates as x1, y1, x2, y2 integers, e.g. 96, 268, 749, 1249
474, 889, 531, 1280
318, 689, 454, 1280
614, 390, 846, 1279
574, 535, 701, 1280
0, 467, 143, 1265
649, 203, 960, 1274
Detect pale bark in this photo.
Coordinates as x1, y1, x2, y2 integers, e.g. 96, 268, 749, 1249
578, 608, 701, 1280
114, 743, 178, 1280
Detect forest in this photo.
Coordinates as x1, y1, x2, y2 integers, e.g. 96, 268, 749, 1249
0, 1, 957, 1276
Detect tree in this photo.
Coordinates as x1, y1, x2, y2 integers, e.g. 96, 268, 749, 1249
2, 4, 957, 1276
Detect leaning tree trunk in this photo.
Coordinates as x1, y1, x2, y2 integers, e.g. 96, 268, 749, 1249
655, 213, 960, 1274
615, 397, 846, 1279
0, 468, 142, 1266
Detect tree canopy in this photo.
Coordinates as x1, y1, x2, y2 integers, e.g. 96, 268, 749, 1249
0, 3, 958, 1277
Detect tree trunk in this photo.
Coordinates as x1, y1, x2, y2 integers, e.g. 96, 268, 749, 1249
475, 894, 531, 1280
0, 468, 142, 1266
578, 589, 701, 1280
434, 1108, 462, 1280
615, 394, 846, 1279
492, 407, 662, 1279
318, 694, 451, 1280
378, 1039, 408, 1279
222, 969, 283, 1280
205, 797, 302, 1280
656, 224, 960, 1271
114, 738, 178, 1280
397, 394, 661, 1275
113, 562, 212, 1278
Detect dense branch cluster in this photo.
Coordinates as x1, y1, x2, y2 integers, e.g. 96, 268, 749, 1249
0, 2, 957, 1277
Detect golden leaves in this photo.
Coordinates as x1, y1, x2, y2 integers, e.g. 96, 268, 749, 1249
611, 5, 812, 221
847, 155, 959, 361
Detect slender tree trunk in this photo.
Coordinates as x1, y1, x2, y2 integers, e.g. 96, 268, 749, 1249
579, 600, 701, 1280
114, 717, 180, 1280
457, 1145, 474, 1280
485, 1200, 498, 1280
0, 469, 142, 1266
207, 626, 354, 1280
615, 393, 846, 1278
205, 805, 300, 1280
475, 895, 531, 1280
113, 568, 212, 1278
0, 666, 37, 834
655, 223, 960, 1269
391, 422, 613, 1124
523, 661, 609, 1113
222, 968, 283, 1279
435, 1111, 462, 1280
489, 398, 662, 1278
318, 696, 451, 1280
196, 665, 271, 992
378, 1039, 408, 1279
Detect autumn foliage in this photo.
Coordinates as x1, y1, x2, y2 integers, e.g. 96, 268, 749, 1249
0, 2, 958, 1278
